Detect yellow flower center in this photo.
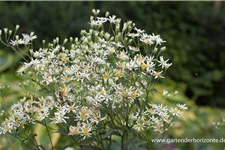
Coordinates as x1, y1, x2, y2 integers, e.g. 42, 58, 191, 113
62, 85, 67, 96
156, 125, 161, 130
141, 63, 148, 69
83, 128, 89, 135
164, 118, 171, 123
122, 91, 128, 97
130, 46, 137, 51
84, 65, 89, 70
59, 53, 67, 63
138, 123, 142, 127
137, 56, 144, 62
115, 72, 121, 78
4, 120, 9, 125
149, 108, 153, 112
103, 73, 109, 79
100, 89, 105, 95
69, 105, 73, 111
131, 93, 137, 98
20, 122, 24, 127
76, 75, 81, 79
66, 76, 71, 81
155, 72, 161, 77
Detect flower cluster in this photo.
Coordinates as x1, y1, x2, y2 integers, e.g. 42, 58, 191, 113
0, 10, 187, 146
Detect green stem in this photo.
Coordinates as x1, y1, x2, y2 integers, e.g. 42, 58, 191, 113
121, 130, 126, 150
8, 133, 38, 150
44, 120, 54, 150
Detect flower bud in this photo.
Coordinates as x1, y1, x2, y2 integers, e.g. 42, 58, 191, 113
115, 24, 120, 33
56, 37, 59, 43
0, 30, 2, 36
122, 23, 127, 32
15, 35, 19, 40
81, 30, 86, 36
9, 30, 12, 36
63, 38, 68, 44
92, 9, 100, 16
4, 28, 8, 34
70, 37, 73, 42
99, 31, 104, 37
30, 32, 34, 36
83, 37, 88, 44
160, 46, 166, 51
53, 39, 57, 45
75, 37, 79, 43
15, 25, 20, 31
104, 32, 110, 41
105, 11, 110, 17
153, 47, 158, 53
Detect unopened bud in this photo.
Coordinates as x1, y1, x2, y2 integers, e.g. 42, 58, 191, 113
161, 46, 166, 51
83, 37, 88, 44
75, 37, 78, 43
30, 32, 34, 36
81, 30, 86, 36
15, 25, 20, 31
9, 30, 12, 36
115, 24, 120, 33
70, 37, 73, 42
63, 38, 68, 44
105, 11, 110, 17
15, 35, 19, 40
104, 32, 110, 41
4, 28, 8, 34
53, 39, 57, 45
56, 37, 59, 43
92, 9, 100, 16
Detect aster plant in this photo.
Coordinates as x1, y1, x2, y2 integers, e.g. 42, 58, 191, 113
0, 10, 187, 150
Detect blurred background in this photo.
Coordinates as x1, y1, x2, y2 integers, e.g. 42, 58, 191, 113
0, 1, 225, 150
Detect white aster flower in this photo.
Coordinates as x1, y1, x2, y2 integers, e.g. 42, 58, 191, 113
176, 103, 188, 110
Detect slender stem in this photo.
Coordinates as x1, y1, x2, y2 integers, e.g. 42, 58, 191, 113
8, 133, 37, 149
121, 130, 126, 150
44, 120, 54, 150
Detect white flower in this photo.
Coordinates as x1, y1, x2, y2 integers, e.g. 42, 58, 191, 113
97, 17, 108, 24
22, 34, 37, 45
9, 39, 23, 46
117, 50, 129, 60
176, 103, 188, 110
81, 122, 92, 139
170, 108, 182, 117
150, 33, 165, 45
158, 56, 172, 69
127, 32, 140, 38
153, 70, 164, 79
68, 124, 81, 136
128, 46, 139, 52
133, 27, 145, 34
108, 15, 117, 24
140, 35, 153, 46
